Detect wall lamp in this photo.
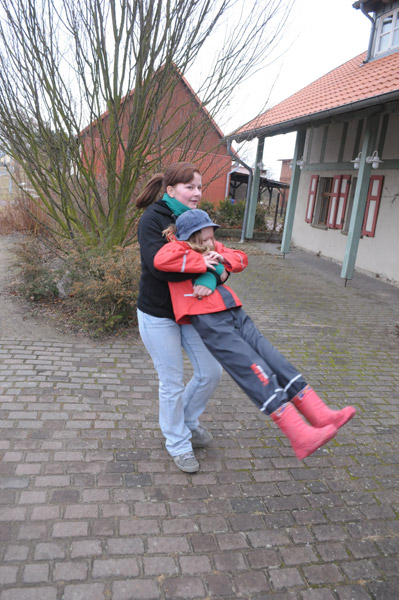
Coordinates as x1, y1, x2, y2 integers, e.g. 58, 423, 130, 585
351, 152, 362, 169
366, 150, 383, 169
296, 157, 305, 170
351, 150, 383, 169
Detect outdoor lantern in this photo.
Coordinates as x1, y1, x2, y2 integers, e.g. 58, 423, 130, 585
351, 152, 362, 169
296, 157, 305, 169
366, 150, 383, 169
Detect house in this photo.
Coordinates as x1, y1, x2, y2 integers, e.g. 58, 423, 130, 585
80, 66, 232, 205
227, 165, 289, 208
227, 0, 399, 285
278, 159, 292, 187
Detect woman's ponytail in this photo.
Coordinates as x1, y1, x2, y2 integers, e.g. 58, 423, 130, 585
136, 173, 164, 209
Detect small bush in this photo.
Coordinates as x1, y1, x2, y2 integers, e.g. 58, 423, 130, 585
254, 203, 267, 230
199, 198, 280, 231
65, 244, 141, 335
216, 199, 245, 227
14, 236, 141, 336
198, 200, 218, 222
15, 237, 59, 301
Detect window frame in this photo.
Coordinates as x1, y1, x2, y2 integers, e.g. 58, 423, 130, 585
327, 175, 351, 230
375, 9, 399, 55
305, 175, 319, 223
362, 175, 384, 238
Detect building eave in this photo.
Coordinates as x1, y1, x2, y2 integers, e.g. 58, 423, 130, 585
226, 89, 399, 143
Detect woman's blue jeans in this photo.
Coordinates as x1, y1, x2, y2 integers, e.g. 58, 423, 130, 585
137, 309, 222, 456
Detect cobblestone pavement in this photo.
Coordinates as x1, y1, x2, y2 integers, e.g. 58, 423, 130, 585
1, 241, 399, 600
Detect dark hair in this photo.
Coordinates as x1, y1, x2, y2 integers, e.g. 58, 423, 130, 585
136, 162, 201, 209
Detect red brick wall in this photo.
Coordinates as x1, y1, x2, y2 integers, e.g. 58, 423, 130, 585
82, 75, 231, 206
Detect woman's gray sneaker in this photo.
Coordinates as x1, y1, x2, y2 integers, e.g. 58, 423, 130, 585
173, 451, 199, 473
191, 425, 213, 448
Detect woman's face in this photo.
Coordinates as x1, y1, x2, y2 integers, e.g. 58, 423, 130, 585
166, 172, 202, 208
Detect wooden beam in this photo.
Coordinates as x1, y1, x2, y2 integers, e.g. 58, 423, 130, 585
280, 129, 306, 255
245, 137, 265, 238
341, 114, 380, 282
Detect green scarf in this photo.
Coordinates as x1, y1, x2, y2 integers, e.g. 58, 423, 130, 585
162, 193, 191, 217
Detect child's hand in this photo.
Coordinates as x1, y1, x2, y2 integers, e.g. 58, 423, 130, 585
192, 284, 213, 298
203, 251, 224, 270
203, 253, 219, 270
206, 250, 224, 262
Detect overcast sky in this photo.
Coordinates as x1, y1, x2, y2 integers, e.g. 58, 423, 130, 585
222, 0, 373, 178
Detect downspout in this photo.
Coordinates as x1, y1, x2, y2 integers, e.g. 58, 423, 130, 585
224, 166, 240, 199
226, 141, 253, 244
360, 2, 376, 63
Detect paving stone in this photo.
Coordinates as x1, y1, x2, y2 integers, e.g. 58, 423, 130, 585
0, 589, 57, 600
0, 565, 18, 585
112, 579, 160, 600
62, 583, 106, 600
22, 562, 49, 583
53, 560, 88, 581
163, 575, 206, 599
143, 556, 177, 576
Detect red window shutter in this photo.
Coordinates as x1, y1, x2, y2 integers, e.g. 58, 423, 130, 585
305, 175, 319, 223
327, 176, 342, 228
335, 175, 351, 230
362, 175, 384, 237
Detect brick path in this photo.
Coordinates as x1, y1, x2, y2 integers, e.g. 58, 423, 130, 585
1, 242, 399, 600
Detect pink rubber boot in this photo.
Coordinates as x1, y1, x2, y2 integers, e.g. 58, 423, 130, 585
293, 386, 356, 430
271, 403, 337, 460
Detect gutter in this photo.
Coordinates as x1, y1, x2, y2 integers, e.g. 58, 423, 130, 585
227, 90, 399, 143
359, 2, 376, 63
224, 166, 240, 199
226, 141, 253, 243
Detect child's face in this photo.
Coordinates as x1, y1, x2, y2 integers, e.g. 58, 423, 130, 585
200, 226, 215, 250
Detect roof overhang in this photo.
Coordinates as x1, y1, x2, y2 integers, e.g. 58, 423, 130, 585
226, 90, 399, 143
231, 170, 289, 189
352, 0, 385, 11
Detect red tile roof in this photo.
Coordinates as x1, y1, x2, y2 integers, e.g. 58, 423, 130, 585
230, 51, 399, 140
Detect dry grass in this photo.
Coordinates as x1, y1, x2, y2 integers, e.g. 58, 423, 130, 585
0, 194, 49, 235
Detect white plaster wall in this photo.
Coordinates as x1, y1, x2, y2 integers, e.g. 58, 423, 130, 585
308, 127, 324, 164
383, 113, 399, 159
324, 123, 343, 163
292, 170, 399, 284
355, 170, 399, 282
342, 121, 360, 162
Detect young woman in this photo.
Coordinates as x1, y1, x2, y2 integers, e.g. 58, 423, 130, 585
135, 163, 223, 473
154, 209, 356, 460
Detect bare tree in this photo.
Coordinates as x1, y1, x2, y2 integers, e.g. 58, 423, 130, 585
0, 0, 293, 249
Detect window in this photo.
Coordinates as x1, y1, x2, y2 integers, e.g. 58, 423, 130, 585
362, 175, 384, 237
310, 177, 333, 226
327, 175, 351, 229
305, 175, 383, 237
342, 176, 383, 237
305, 175, 351, 229
375, 9, 399, 55
317, 178, 333, 225
305, 175, 318, 223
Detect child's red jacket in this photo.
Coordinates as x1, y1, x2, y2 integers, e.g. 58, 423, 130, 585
154, 239, 248, 324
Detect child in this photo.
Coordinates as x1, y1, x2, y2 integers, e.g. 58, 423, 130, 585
154, 209, 356, 460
